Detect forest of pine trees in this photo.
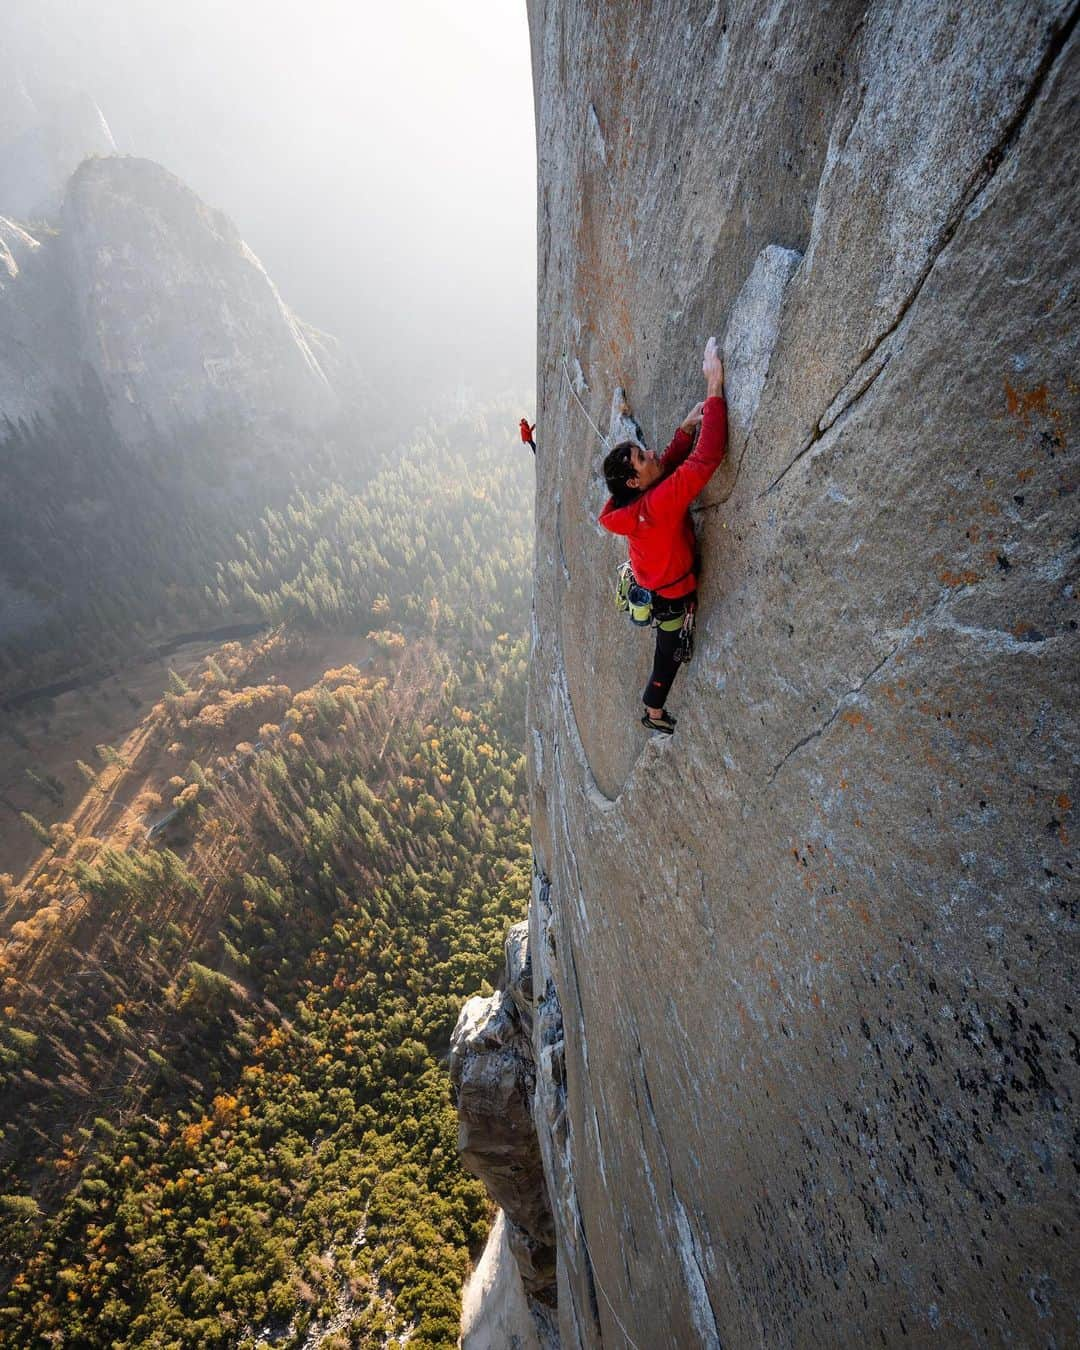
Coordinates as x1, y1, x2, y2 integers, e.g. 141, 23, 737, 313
0, 400, 535, 1347
0, 379, 393, 698
209, 408, 533, 650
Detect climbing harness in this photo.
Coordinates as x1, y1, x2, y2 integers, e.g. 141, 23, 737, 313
614, 562, 696, 656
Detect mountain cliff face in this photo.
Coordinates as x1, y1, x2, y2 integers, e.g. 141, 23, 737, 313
0, 157, 337, 449
0, 152, 344, 679
61, 157, 337, 446
510, 2, 1078, 1345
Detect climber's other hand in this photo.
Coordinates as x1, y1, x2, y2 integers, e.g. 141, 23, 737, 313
680, 401, 705, 433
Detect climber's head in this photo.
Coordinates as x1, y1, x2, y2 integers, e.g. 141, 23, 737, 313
604, 441, 661, 504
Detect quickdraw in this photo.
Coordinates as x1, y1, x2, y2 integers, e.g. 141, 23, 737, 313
673, 603, 696, 664
614, 561, 634, 614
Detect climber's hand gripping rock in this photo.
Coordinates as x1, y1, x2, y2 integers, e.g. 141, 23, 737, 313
680, 401, 705, 435
702, 336, 725, 398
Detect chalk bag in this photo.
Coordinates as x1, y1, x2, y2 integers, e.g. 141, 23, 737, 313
627, 583, 654, 627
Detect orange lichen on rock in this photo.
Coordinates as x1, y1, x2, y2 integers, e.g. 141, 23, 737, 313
840, 710, 873, 733
1004, 380, 1050, 421
1002, 378, 1069, 446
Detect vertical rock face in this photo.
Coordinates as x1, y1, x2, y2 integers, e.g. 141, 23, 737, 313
526, 3, 1078, 1347
0, 153, 345, 671
450, 984, 553, 1273
460, 1211, 557, 1350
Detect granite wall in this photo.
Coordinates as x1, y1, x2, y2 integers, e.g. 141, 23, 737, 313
523, 2, 1078, 1344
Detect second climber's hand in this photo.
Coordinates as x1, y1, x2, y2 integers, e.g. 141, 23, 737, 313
680, 401, 705, 434
702, 336, 725, 398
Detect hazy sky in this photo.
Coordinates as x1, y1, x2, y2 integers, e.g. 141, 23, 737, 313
7, 0, 537, 398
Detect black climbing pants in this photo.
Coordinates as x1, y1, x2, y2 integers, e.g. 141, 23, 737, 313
642, 592, 695, 709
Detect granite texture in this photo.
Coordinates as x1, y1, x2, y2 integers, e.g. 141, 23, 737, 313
0, 215, 78, 428
461, 1210, 559, 1350
523, 1, 1079, 1346
450, 922, 557, 1305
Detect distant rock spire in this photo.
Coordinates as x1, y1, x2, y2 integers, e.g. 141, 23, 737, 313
0, 87, 116, 222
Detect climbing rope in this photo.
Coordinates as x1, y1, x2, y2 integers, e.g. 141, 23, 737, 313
562, 357, 611, 450
572, 1206, 645, 1350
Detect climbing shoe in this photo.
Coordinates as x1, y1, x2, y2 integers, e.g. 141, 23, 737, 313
641, 710, 677, 735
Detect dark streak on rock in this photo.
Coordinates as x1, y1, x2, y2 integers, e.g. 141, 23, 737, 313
762, 350, 893, 497
767, 642, 899, 784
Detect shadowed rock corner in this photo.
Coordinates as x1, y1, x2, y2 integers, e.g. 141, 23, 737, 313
451, 917, 560, 1349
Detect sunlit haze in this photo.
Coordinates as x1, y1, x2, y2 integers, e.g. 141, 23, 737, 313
7, 0, 537, 399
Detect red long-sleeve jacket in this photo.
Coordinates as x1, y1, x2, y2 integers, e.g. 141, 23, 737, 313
599, 395, 728, 599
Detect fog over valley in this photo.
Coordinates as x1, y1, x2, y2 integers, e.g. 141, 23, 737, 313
5, 0, 537, 402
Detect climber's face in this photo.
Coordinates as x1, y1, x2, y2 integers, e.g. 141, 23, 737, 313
627, 444, 662, 491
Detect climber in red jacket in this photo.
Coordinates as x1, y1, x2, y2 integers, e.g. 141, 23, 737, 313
519, 418, 536, 454
599, 337, 727, 734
